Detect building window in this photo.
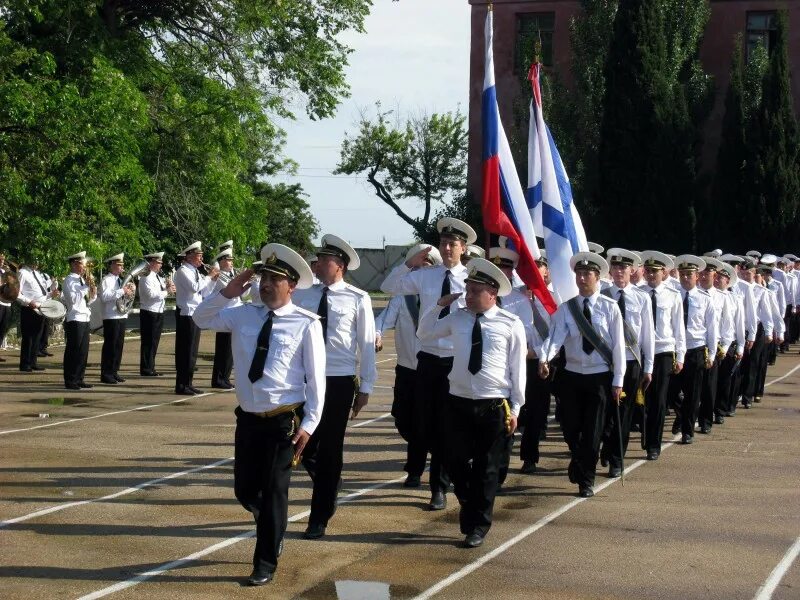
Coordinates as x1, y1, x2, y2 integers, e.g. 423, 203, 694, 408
746, 11, 776, 61
516, 12, 555, 74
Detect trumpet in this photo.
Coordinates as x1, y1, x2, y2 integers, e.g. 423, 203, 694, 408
198, 263, 220, 280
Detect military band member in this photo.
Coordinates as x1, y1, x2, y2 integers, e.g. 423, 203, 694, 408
193, 243, 325, 586
211, 248, 238, 389
62, 251, 96, 389
0, 253, 11, 361
138, 252, 174, 376
15, 258, 56, 371
755, 262, 785, 399
737, 256, 774, 408
760, 256, 786, 366
540, 252, 626, 497
640, 251, 685, 459
418, 258, 525, 547
292, 234, 377, 540
381, 217, 478, 511
374, 244, 443, 488
99, 253, 134, 384
37, 270, 57, 357
599, 248, 654, 477
774, 256, 795, 350
174, 242, 218, 395
714, 262, 745, 421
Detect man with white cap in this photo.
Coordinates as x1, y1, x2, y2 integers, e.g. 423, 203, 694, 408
99, 253, 135, 384
598, 248, 654, 477
418, 257, 525, 547
193, 243, 325, 586
15, 255, 58, 372
540, 252, 625, 496
174, 242, 218, 394
292, 233, 376, 539
775, 256, 795, 350
381, 216, 477, 510
639, 251, 685, 459
669, 255, 717, 442
211, 247, 238, 389
63, 251, 97, 389
138, 251, 174, 377
374, 243, 443, 488
461, 244, 485, 266
714, 262, 745, 421
759, 256, 786, 365
737, 256, 774, 408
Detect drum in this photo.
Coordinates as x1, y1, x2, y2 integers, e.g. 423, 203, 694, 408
36, 298, 66, 322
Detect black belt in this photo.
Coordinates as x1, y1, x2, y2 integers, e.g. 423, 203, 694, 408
417, 351, 454, 367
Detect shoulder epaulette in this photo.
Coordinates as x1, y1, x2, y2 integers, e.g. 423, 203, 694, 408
295, 306, 321, 320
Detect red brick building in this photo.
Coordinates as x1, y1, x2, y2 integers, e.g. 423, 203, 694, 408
466, 0, 800, 197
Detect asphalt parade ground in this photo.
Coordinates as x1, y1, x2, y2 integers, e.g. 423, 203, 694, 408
0, 330, 798, 600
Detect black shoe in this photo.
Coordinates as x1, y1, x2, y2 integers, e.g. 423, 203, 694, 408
600, 454, 609, 468
248, 569, 274, 586
37, 351, 48, 358
520, 460, 536, 474
725, 409, 736, 417
714, 415, 725, 425
754, 396, 762, 403
79, 382, 93, 389
403, 474, 421, 488
463, 533, 484, 548
140, 371, 162, 377
211, 381, 234, 390
175, 385, 190, 395
101, 376, 118, 384
671, 420, 680, 435
114, 375, 126, 383
646, 450, 659, 461
65, 383, 81, 390
699, 426, 711, 434
608, 467, 622, 478
630, 422, 641, 433
20, 367, 32, 373
578, 486, 594, 498
682, 434, 693, 445
303, 522, 326, 540
429, 491, 446, 511
188, 386, 203, 395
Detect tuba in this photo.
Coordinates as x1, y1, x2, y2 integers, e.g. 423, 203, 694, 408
115, 261, 149, 314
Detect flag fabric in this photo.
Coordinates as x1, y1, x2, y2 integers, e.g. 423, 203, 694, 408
527, 63, 589, 301
481, 9, 556, 314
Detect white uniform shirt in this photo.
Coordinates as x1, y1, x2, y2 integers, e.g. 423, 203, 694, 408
751, 284, 774, 337
15, 267, 52, 307
192, 293, 326, 434
417, 304, 527, 416
498, 288, 536, 351
706, 286, 733, 355
680, 287, 717, 352
174, 263, 216, 317
138, 271, 169, 313
605, 283, 655, 374
293, 279, 377, 394
642, 283, 687, 362
765, 287, 786, 338
375, 295, 420, 370
100, 272, 128, 320
766, 278, 787, 317
63, 272, 96, 322
380, 263, 468, 358
734, 280, 758, 341
542, 292, 627, 388
720, 288, 746, 352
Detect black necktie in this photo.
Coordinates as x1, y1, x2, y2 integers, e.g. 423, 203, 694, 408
468, 313, 483, 374
248, 311, 274, 383
651, 289, 657, 324
439, 270, 451, 318
683, 292, 689, 328
80, 277, 86, 286
618, 289, 626, 320
117, 276, 123, 288
582, 297, 594, 355
194, 269, 199, 283
317, 287, 329, 342
496, 296, 502, 308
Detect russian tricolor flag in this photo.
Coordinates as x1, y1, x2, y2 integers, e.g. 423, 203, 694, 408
481, 8, 556, 314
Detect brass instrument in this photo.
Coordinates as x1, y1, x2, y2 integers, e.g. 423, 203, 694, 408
84, 260, 97, 301
116, 261, 149, 314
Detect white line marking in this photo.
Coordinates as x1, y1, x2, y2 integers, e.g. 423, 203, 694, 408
0, 413, 391, 528
76, 473, 407, 600
0, 458, 234, 529
412, 436, 683, 600
753, 534, 800, 600
764, 362, 800, 387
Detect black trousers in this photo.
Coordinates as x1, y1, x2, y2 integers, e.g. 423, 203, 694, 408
234, 406, 298, 575
413, 352, 453, 494
19, 306, 45, 370
741, 326, 765, 399
139, 309, 164, 375
212, 332, 234, 385
444, 394, 507, 538
101, 319, 126, 378
782, 306, 793, 348
392, 365, 427, 477
519, 359, 551, 464
39, 318, 51, 352
790, 311, 800, 344
302, 375, 355, 527
643, 352, 674, 453
0, 304, 12, 345
699, 355, 720, 429
716, 345, 738, 417
601, 359, 641, 470
558, 370, 611, 488
673, 347, 706, 436
63, 321, 90, 385
175, 312, 201, 387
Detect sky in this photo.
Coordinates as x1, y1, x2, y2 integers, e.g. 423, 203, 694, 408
269, 0, 472, 249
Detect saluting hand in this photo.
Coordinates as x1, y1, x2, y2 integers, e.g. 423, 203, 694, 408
405, 246, 433, 269
437, 292, 462, 307
221, 269, 253, 299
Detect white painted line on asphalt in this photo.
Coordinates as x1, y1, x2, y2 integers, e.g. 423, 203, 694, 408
76, 472, 407, 600
764, 361, 800, 387
753, 534, 800, 600
0, 457, 234, 529
0, 413, 391, 528
411, 435, 683, 600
